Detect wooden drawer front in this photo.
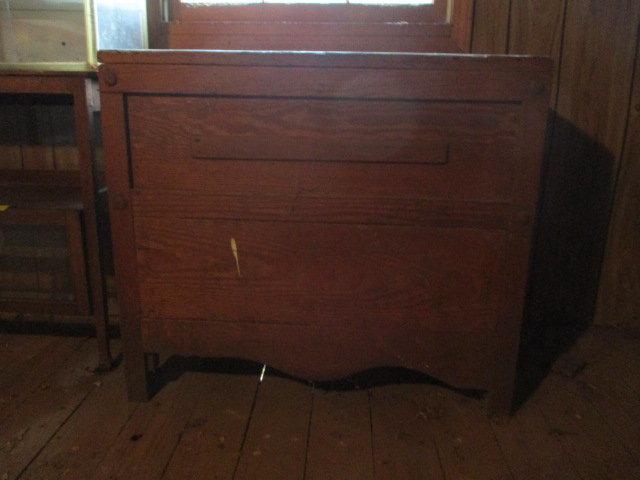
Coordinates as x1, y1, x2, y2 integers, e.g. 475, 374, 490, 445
135, 216, 506, 332
128, 96, 522, 202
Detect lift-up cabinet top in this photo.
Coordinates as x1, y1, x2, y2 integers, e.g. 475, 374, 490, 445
99, 50, 552, 414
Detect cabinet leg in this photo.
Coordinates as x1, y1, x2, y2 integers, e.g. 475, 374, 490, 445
95, 314, 113, 372
124, 350, 152, 402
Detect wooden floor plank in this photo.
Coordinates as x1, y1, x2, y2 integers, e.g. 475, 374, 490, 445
161, 369, 260, 480
305, 388, 374, 480
90, 371, 210, 480
0, 334, 56, 379
0, 337, 100, 480
0, 327, 637, 480
234, 371, 313, 480
418, 388, 513, 480
574, 330, 640, 402
0, 334, 64, 395
0, 336, 87, 417
533, 372, 640, 480
567, 332, 640, 461
0, 336, 86, 424
18, 343, 136, 480
490, 397, 581, 480
91, 358, 260, 480
370, 384, 444, 480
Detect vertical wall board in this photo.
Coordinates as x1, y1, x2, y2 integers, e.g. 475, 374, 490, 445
508, 0, 567, 105
595, 32, 640, 328
146, 0, 163, 49
451, 0, 475, 51
471, 0, 511, 53
556, 1, 639, 155
528, 0, 640, 339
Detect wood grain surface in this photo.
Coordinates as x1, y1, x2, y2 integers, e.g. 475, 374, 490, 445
99, 51, 551, 412
2, 328, 638, 479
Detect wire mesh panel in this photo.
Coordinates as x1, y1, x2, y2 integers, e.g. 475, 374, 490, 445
0, 93, 79, 173
0, 209, 89, 316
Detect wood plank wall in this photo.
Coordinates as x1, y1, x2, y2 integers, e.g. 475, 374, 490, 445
472, 0, 640, 330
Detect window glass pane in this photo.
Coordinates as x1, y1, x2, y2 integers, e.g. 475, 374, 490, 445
0, 0, 87, 64
95, 0, 147, 51
262, 0, 346, 4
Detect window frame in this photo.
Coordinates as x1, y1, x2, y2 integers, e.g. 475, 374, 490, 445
149, 0, 474, 53
174, 0, 448, 24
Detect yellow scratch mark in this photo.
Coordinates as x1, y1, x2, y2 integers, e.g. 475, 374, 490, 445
0, 205, 9, 212
230, 237, 241, 277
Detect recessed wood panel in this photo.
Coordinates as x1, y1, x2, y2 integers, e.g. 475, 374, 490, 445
135, 216, 506, 332
128, 96, 522, 203
192, 135, 449, 164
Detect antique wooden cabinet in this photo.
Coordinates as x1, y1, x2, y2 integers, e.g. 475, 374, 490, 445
0, 72, 111, 369
99, 50, 551, 413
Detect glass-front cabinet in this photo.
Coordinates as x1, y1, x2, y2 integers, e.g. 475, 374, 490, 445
0, 0, 148, 71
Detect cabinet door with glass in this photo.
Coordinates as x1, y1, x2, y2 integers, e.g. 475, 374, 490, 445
0, 0, 148, 71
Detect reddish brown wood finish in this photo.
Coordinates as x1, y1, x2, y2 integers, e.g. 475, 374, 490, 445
175, 1, 447, 25
0, 72, 111, 370
99, 50, 551, 413
136, 218, 506, 331
168, 22, 460, 53
165, 0, 473, 53
100, 92, 149, 401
